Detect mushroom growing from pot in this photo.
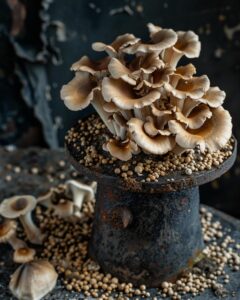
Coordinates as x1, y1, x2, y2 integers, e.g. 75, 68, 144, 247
0, 196, 44, 245
9, 260, 58, 300
66, 180, 97, 217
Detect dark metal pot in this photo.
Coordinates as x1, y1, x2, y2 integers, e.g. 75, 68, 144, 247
67, 139, 237, 287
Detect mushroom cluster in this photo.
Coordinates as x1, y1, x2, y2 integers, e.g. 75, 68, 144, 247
61, 23, 232, 161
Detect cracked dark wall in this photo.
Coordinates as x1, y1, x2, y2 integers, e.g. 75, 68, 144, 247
0, 0, 240, 217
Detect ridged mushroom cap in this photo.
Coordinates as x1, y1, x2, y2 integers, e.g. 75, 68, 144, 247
198, 86, 226, 108
9, 260, 58, 300
71, 55, 110, 76
123, 29, 178, 54
128, 118, 175, 154
168, 106, 232, 152
0, 196, 36, 219
60, 72, 97, 111
102, 78, 160, 109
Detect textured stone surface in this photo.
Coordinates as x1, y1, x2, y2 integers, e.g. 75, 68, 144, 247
0, 147, 239, 299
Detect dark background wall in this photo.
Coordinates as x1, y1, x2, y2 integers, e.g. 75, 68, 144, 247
0, 0, 240, 217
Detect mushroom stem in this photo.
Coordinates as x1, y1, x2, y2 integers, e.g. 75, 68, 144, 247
19, 213, 43, 245
133, 108, 144, 120
163, 48, 182, 68
8, 235, 27, 250
91, 98, 115, 134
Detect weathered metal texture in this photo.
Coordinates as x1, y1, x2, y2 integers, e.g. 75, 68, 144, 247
66, 138, 237, 286
89, 184, 203, 286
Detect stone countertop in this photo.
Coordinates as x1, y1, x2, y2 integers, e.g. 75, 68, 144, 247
0, 147, 239, 300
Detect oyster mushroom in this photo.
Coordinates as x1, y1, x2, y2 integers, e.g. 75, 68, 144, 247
165, 74, 210, 100
128, 118, 175, 155
92, 33, 140, 57
66, 180, 97, 217
37, 187, 74, 218
144, 116, 171, 137
0, 219, 26, 249
168, 106, 232, 152
102, 77, 160, 110
13, 247, 36, 264
163, 30, 201, 67
0, 196, 43, 245
9, 260, 58, 300
105, 138, 139, 161
198, 86, 226, 108
123, 28, 177, 54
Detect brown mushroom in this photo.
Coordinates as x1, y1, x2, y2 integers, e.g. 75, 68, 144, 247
0, 196, 43, 245
105, 138, 139, 161
13, 247, 36, 264
0, 219, 26, 249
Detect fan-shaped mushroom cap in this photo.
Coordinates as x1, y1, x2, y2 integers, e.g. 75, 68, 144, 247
165, 75, 210, 100
168, 106, 232, 152
124, 29, 177, 54
92, 33, 140, 57
102, 78, 160, 109
71, 55, 110, 76
130, 52, 165, 75
163, 30, 201, 67
9, 260, 58, 300
60, 72, 97, 111
0, 220, 16, 243
175, 103, 212, 129
144, 116, 171, 137
0, 196, 36, 219
108, 58, 136, 85
198, 86, 226, 108
128, 118, 175, 154
175, 64, 196, 79
13, 247, 36, 264
105, 138, 139, 161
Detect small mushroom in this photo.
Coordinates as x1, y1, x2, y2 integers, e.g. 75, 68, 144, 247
9, 260, 58, 300
105, 138, 139, 161
37, 187, 74, 218
0, 196, 43, 245
0, 219, 26, 249
66, 180, 97, 217
13, 247, 36, 264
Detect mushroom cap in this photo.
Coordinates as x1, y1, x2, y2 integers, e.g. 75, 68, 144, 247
175, 64, 196, 79
105, 139, 139, 161
147, 23, 162, 38
9, 260, 58, 300
168, 106, 232, 152
102, 78, 160, 109
174, 30, 201, 58
92, 33, 140, 57
127, 118, 175, 155
66, 180, 95, 201
165, 75, 210, 100
0, 220, 17, 243
198, 86, 226, 108
123, 29, 177, 54
71, 55, 110, 76
108, 58, 137, 85
144, 116, 171, 137
13, 247, 36, 264
0, 196, 36, 219
60, 72, 97, 111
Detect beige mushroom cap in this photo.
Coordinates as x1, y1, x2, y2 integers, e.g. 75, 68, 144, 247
168, 106, 232, 152
71, 55, 110, 76
128, 118, 175, 154
165, 75, 210, 100
13, 247, 36, 264
198, 86, 226, 108
123, 28, 177, 54
144, 116, 171, 137
92, 33, 140, 57
105, 138, 139, 161
108, 58, 137, 85
175, 103, 212, 129
0, 196, 36, 219
147, 23, 162, 38
175, 64, 196, 79
60, 72, 97, 111
102, 78, 160, 109
0, 220, 17, 243
9, 260, 58, 300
